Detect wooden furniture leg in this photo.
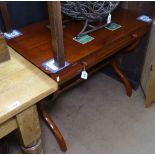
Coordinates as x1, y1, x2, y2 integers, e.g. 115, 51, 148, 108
16, 105, 43, 154
0, 2, 12, 33
145, 98, 152, 108
110, 40, 140, 96
38, 101, 67, 153
48, 1, 65, 68
111, 56, 132, 97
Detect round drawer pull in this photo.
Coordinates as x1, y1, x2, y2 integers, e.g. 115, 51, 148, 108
132, 33, 138, 38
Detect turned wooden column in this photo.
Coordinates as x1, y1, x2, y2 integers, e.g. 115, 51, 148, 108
0, 2, 12, 33
48, 1, 65, 68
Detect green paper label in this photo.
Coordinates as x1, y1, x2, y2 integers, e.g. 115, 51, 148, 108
105, 23, 122, 31
73, 35, 94, 44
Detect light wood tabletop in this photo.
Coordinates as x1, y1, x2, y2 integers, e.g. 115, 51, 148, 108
0, 47, 58, 124
0, 47, 58, 153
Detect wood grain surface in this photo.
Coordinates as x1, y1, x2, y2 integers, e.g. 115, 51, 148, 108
7, 9, 150, 85
48, 2, 65, 67
141, 20, 155, 107
0, 118, 17, 138
0, 47, 58, 124
16, 105, 41, 147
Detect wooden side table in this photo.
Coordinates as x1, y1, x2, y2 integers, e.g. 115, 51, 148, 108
0, 47, 58, 153
6, 8, 150, 152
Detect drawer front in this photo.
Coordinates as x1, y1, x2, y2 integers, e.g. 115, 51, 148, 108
81, 25, 149, 70
51, 25, 149, 84
0, 118, 17, 138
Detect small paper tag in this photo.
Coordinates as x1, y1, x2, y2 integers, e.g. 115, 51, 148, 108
46, 59, 58, 71
137, 15, 152, 23
81, 71, 88, 79
105, 23, 122, 31
73, 35, 94, 44
56, 76, 60, 82
8, 101, 21, 110
107, 13, 112, 24
4, 30, 22, 40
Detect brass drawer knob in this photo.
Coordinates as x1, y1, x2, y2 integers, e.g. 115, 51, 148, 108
132, 33, 138, 38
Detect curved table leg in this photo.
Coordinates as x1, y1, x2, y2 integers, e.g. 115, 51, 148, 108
38, 101, 67, 153
111, 57, 132, 97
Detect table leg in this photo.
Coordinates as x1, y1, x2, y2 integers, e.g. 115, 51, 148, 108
38, 101, 67, 152
16, 105, 43, 154
111, 56, 132, 97
145, 98, 152, 108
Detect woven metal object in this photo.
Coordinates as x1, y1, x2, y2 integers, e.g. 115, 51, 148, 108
61, 1, 120, 22
61, 1, 120, 37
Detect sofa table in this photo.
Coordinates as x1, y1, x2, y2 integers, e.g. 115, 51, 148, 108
0, 47, 58, 153
7, 8, 151, 152
141, 19, 155, 107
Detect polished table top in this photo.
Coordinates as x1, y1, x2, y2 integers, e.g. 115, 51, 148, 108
5, 9, 151, 152
0, 47, 58, 124
7, 9, 150, 84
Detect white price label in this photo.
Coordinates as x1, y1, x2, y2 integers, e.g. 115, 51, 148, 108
81, 71, 88, 80
56, 76, 60, 82
8, 101, 21, 110
107, 13, 112, 24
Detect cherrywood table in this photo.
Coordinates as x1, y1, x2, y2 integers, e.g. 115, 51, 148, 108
7, 8, 151, 152
0, 47, 58, 153
7, 9, 150, 87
